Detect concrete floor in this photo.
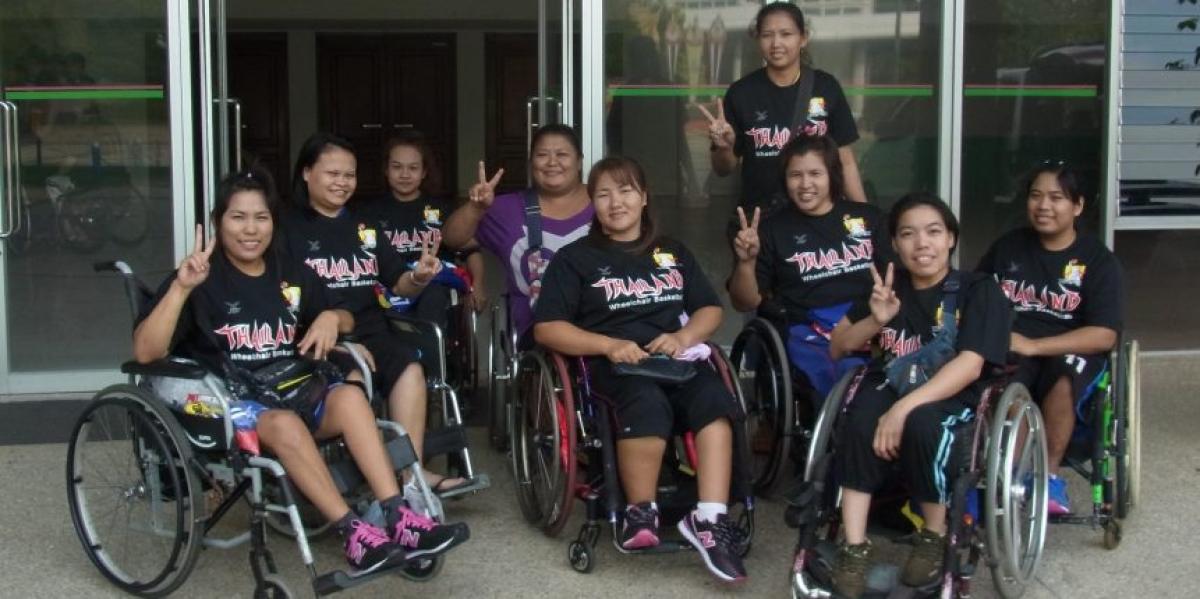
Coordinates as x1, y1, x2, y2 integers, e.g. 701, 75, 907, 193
2, 354, 1196, 598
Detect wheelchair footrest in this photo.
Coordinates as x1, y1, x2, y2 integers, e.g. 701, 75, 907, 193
615, 539, 695, 555
312, 553, 416, 596
422, 425, 469, 458
437, 473, 491, 499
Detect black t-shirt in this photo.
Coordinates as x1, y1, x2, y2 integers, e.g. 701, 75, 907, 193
138, 253, 341, 372
756, 201, 893, 324
848, 271, 1011, 389
361, 194, 457, 265
722, 68, 859, 211
278, 206, 404, 337
976, 227, 1123, 339
533, 237, 721, 347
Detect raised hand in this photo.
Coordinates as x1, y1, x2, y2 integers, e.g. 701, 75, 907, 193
468, 161, 505, 209
732, 206, 761, 263
177, 224, 215, 290
697, 97, 736, 150
868, 263, 901, 326
410, 232, 444, 286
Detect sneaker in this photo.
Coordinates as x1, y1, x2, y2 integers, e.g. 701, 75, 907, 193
677, 512, 747, 583
831, 541, 872, 599
620, 502, 661, 550
1048, 474, 1071, 515
343, 520, 403, 574
388, 505, 470, 559
901, 528, 946, 587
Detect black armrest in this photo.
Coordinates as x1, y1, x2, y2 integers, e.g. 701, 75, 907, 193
121, 359, 208, 380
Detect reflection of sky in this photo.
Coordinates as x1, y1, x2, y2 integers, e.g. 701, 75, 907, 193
1121, 107, 1200, 126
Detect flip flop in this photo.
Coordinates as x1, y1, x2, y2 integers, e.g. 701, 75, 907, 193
429, 475, 471, 496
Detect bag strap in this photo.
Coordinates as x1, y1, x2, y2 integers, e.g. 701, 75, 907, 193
937, 270, 961, 338
522, 188, 543, 253
789, 67, 817, 135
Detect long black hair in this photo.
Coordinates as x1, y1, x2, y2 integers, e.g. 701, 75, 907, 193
289, 132, 356, 211
750, 2, 807, 37
382, 129, 441, 197
210, 166, 283, 274
779, 134, 845, 204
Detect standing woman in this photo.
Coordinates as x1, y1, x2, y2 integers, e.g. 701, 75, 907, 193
703, 1, 866, 222
728, 135, 891, 400
827, 193, 1010, 598
364, 131, 487, 331
133, 169, 468, 572
977, 163, 1122, 516
441, 124, 593, 344
281, 132, 466, 494
533, 157, 746, 583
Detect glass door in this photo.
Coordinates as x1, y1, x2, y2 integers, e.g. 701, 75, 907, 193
528, 0, 579, 163
0, 2, 185, 393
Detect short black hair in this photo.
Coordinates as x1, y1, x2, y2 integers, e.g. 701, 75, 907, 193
888, 192, 959, 252
751, 2, 807, 36
290, 132, 356, 210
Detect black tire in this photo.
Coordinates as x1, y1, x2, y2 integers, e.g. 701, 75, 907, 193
254, 574, 294, 599
1115, 340, 1140, 519
397, 555, 444, 582
56, 189, 108, 253
488, 303, 513, 451
568, 541, 594, 573
66, 385, 204, 597
109, 186, 149, 247
729, 318, 793, 495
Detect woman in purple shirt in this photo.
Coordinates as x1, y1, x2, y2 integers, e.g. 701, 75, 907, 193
442, 124, 593, 342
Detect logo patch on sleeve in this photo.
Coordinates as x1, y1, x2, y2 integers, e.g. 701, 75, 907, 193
1061, 259, 1086, 286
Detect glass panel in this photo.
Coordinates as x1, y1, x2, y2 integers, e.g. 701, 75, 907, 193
959, 1, 1108, 266
1, 2, 174, 372
603, 0, 941, 342
1118, 2, 1200, 218
1114, 230, 1200, 349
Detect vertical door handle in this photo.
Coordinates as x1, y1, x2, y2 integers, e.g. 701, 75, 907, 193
0, 101, 21, 238
228, 97, 242, 171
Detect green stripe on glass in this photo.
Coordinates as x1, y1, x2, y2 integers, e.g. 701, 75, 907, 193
608, 85, 1096, 98
4, 89, 164, 101
964, 87, 1097, 98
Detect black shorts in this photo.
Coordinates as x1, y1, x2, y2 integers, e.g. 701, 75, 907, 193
1012, 353, 1107, 409
328, 328, 422, 396
586, 357, 739, 440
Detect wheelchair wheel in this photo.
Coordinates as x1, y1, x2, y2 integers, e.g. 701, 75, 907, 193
254, 574, 294, 599
57, 190, 108, 253
263, 495, 334, 541
66, 385, 203, 597
802, 369, 858, 484
511, 351, 577, 535
984, 383, 1048, 599
397, 555, 444, 582
108, 185, 150, 247
488, 303, 513, 451
729, 318, 793, 494
1115, 339, 1141, 519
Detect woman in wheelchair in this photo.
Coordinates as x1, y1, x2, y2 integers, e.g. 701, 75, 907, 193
532, 157, 747, 583
282, 132, 467, 494
362, 130, 487, 328
132, 169, 469, 574
442, 123, 593, 343
826, 193, 1010, 598
977, 162, 1122, 515
727, 134, 893, 400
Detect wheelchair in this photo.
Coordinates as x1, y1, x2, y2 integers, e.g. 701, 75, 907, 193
1045, 339, 1141, 548
730, 316, 797, 494
485, 294, 521, 451
788, 368, 1049, 599
68, 262, 449, 597
383, 286, 491, 500
509, 344, 755, 573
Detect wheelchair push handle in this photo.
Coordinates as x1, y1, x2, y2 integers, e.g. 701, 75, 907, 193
93, 260, 134, 276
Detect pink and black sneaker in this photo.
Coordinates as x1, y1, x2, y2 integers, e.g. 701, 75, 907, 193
677, 512, 747, 583
620, 502, 661, 550
343, 520, 403, 574
388, 506, 470, 559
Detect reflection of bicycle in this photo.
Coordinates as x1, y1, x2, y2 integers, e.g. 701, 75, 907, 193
9, 171, 148, 255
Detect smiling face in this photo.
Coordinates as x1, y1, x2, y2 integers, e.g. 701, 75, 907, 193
385, 144, 425, 201
786, 151, 834, 216
219, 190, 272, 270
592, 171, 646, 242
531, 133, 581, 194
757, 11, 808, 72
303, 146, 357, 215
893, 205, 954, 286
1027, 171, 1082, 240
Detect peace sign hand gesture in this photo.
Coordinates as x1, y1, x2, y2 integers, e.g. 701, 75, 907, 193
868, 263, 901, 326
410, 232, 444, 287
697, 97, 735, 150
733, 206, 761, 263
468, 161, 505, 209
177, 224, 216, 291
